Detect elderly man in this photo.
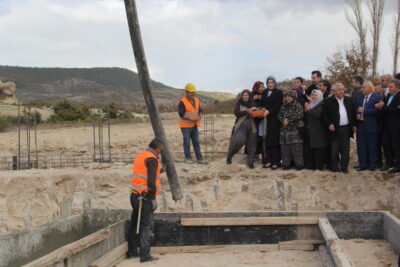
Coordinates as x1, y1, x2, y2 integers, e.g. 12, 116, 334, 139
376, 79, 400, 173
354, 81, 382, 171
324, 83, 355, 173
377, 74, 392, 100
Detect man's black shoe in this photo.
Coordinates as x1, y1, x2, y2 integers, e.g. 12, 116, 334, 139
248, 163, 254, 169
140, 255, 159, 263
341, 168, 349, 174
380, 165, 392, 171
369, 167, 376, 171
331, 168, 339, 173
388, 168, 399, 174
357, 167, 368, 172
226, 158, 232, 165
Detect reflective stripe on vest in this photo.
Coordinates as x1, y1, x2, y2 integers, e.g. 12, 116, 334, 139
179, 97, 201, 128
131, 150, 161, 195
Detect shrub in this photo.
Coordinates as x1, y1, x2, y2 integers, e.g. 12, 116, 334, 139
48, 99, 91, 122
102, 102, 119, 119
0, 115, 11, 132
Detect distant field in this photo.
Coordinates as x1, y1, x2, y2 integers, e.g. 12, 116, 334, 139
197, 91, 236, 102
0, 104, 53, 120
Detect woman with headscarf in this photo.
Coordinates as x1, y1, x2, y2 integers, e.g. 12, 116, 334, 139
250, 81, 265, 161
278, 90, 304, 170
227, 90, 257, 168
304, 89, 329, 170
251, 81, 265, 108
260, 76, 283, 170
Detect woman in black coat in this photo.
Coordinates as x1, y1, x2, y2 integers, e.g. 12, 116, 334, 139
260, 76, 283, 169
227, 90, 257, 168
304, 90, 329, 170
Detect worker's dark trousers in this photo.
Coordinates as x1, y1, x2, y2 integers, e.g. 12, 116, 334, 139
127, 193, 154, 259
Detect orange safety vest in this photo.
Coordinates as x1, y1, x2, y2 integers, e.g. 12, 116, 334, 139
179, 97, 201, 128
131, 150, 161, 195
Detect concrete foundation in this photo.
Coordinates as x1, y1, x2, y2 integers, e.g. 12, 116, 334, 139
1, 210, 399, 267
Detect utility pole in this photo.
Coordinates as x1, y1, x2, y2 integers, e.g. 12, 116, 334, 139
124, 0, 183, 201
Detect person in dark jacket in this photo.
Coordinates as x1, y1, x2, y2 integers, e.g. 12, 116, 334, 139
260, 76, 283, 169
318, 80, 332, 99
375, 79, 400, 173
350, 75, 364, 104
227, 90, 257, 168
250, 81, 265, 161
278, 90, 304, 170
304, 90, 329, 170
305, 70, 322, 97
354, 81, 382, 171
251, 81, 264, 107
292, 77, 306, 105
323, 83, 355, 173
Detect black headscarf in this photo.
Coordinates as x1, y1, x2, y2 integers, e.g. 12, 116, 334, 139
238, 89, 252, 108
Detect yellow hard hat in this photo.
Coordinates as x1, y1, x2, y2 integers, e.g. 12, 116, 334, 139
185, 83, 197, 93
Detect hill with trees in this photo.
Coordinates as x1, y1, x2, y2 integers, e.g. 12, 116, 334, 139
0, 65, 214, 106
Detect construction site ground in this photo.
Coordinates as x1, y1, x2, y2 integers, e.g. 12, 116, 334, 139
117, 248, 323, 267
0, 114, 399, 237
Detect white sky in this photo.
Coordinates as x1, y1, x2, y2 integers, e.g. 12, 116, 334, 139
0, 0, 397, 93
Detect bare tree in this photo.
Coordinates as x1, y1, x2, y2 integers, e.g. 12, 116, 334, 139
393, 0, 400, 75
368, 0, 385, 77
345, 0, 368, 78
326, 44, 372, 89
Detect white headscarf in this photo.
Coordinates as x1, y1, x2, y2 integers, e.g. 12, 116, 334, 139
310, 89, 323, 109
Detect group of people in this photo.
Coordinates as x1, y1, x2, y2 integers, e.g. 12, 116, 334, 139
227, 71, 400, 174
127, 74, 400, 262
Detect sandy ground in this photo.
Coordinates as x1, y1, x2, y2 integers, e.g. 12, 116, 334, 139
0, 114, 399, 236
342, 239, 398, 267
117, 250, 323, 267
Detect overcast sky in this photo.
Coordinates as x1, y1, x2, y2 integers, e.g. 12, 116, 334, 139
0, 0, 397, 92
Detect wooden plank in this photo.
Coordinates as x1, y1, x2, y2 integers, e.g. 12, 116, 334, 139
319, 245, 335, 267
278, 244, 314, 251
90, 242, 128, 267
279, 239, 325, 245
152, 244, 278, 255
181, 216, 319, 226
318, 218, 356, 267
23, 228, 110, 267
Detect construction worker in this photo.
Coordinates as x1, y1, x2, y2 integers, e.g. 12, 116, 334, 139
178, 83, 208, 164
127, 138, 163, 263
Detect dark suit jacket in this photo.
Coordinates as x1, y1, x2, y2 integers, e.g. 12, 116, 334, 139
382, 91, 400, 132
323, 96, 355, 139
354, 93, 381, 133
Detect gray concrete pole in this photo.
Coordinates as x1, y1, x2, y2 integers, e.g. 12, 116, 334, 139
124, 0, 183, 201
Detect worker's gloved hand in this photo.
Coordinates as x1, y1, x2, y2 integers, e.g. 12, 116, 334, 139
151, 199, 158, 211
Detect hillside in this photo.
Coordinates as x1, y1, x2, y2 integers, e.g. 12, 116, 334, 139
0, 65, 214, 106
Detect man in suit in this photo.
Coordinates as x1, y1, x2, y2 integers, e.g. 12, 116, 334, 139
324, 83, 355, 173
305, 70, 322, 97
375, 79, 400, 173
354, 81, 382, 171
350, 75, 364, 104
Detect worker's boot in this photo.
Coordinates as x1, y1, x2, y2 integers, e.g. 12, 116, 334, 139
184, 158, 194, 164
140, 255, 159, 263
197, 159, 208, 165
